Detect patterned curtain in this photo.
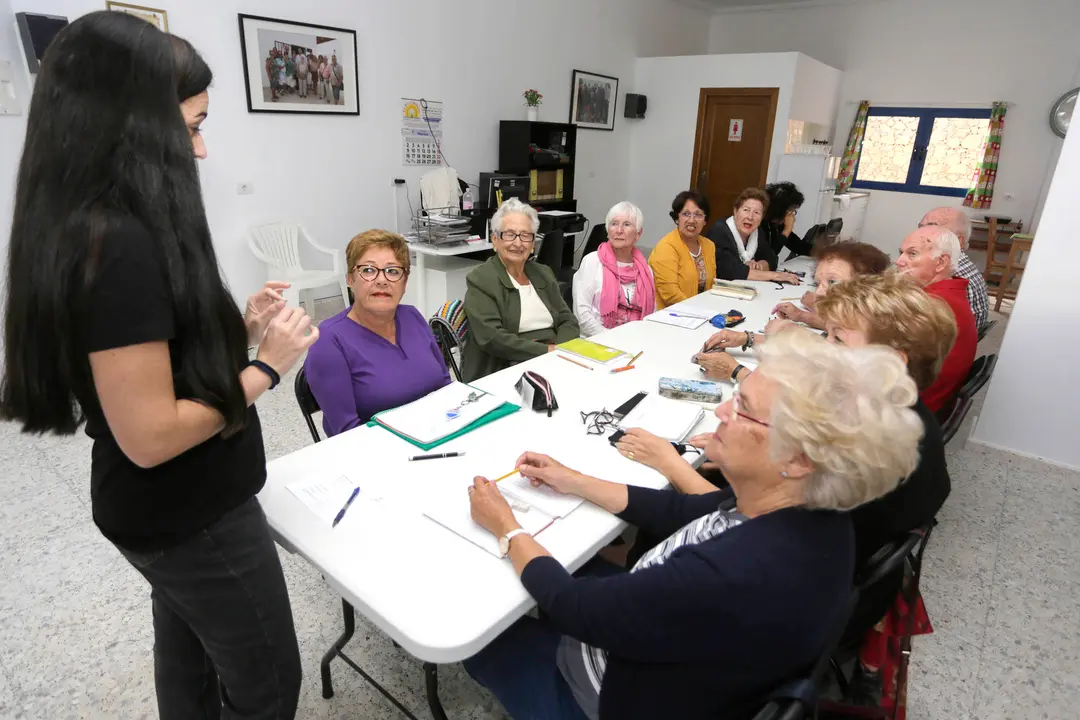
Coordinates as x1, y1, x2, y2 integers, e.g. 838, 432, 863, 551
963, 102, 1007, 209
836, 101, 870, 193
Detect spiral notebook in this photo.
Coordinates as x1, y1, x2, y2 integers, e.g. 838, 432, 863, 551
618, 393, 704, 442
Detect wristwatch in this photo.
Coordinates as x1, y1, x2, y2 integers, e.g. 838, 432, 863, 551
730, 364, 746, 382
499, 528, 530, 558
741, 332, 755, 351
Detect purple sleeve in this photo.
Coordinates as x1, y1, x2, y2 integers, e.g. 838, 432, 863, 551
303, 333, 363, 437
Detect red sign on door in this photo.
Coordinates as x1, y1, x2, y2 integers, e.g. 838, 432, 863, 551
728, 119, 743, 142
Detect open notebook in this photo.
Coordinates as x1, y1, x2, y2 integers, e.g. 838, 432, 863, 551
423, 473, 584, 558
618, 393, 704, 442
372, 382, 506, 446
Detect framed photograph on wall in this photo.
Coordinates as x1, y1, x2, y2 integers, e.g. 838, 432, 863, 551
238, 14, 359, 115
106, 2, 168, 32
569, 69, 619, 131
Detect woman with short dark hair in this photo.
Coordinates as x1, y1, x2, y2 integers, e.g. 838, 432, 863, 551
647, 190, 717, 308
760, 181, 813, 258
705, 187, 801, 284
0, 12, 310, 716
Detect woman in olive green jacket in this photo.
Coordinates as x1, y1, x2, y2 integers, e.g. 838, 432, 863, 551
462, 199, 579, 381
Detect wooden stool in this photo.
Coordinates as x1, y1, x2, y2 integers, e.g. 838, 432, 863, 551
994, 234, 1033, 311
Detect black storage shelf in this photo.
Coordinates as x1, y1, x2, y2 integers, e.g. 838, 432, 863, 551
498, 121, 578, 205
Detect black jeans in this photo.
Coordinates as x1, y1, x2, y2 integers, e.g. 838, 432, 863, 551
117, 497, 302, 720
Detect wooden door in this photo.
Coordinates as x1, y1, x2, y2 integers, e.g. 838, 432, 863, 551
689, 88, 779, 221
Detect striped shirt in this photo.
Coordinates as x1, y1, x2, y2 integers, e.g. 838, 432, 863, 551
955, 253, 990, 330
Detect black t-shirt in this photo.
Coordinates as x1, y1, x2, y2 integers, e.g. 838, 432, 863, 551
78, 215, 266, 552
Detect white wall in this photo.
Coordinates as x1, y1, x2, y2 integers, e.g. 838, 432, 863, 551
627, 52, 799, 249
971, 119, 1080, 469
1, 0, 711, 304
0, 0, 29, 283
790, 53, 841, 133
708, 0, 1080, 253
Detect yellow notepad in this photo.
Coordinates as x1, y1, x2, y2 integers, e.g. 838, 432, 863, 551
557, 338, 626, 364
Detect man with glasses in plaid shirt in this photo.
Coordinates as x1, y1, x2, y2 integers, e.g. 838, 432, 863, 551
919, 207, 990, 331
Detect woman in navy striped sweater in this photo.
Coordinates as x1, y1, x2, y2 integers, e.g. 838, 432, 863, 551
463, 330, 925, 720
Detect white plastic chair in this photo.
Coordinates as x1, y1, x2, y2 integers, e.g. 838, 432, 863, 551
248, 223, 349, 310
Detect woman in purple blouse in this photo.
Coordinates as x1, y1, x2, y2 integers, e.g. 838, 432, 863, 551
304, 230, 451, 436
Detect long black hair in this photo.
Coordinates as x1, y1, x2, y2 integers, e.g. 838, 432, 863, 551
764, 182, 805, 225
1, 11, 249, 436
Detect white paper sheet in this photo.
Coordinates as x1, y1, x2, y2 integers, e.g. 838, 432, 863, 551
498, 474, 585, 518
422, 486, 555, 558
287, 474, 360, 526
375, 382, 505, 444
645, 312, 708, 330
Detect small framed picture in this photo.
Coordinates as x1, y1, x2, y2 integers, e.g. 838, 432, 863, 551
569, 69, 619, 131
237, 13, 359, 115
106, 2, 168, 32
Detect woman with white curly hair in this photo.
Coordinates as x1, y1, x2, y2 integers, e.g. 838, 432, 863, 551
461, 330, 923, 720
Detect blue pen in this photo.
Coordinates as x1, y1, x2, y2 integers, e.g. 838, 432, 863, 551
332, 487, 361, 528
669, 312, 706, 319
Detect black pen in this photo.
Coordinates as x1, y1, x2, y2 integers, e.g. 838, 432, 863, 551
409, 451, 466, 461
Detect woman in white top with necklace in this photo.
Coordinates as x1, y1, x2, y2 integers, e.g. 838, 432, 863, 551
572, 202, 656, 337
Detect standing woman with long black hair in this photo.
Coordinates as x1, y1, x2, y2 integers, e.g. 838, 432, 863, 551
1, 12, 314, 719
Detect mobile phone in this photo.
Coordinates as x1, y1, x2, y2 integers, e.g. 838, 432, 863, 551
612, 391, 648, 419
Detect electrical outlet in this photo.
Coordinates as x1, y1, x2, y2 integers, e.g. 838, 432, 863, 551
237, 182, 254, 195
1004, 192, 1015, 201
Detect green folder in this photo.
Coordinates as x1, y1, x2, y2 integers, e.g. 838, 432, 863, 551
366, 401, 520, 451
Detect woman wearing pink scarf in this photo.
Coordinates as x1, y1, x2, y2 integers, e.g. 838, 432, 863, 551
572, 202, 655, 337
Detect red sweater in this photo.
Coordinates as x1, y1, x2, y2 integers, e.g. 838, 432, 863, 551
923, 278, 977, 412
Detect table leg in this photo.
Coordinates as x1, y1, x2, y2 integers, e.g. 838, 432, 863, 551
415, 252, 427, 316
321, 598, 356, 699
424, 663, 449, 720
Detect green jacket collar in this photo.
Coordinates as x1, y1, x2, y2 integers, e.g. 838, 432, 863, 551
494, 257, 549, 291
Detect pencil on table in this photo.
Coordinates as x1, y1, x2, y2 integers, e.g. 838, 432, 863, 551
625, 350, 644, 366
557, 354, 593, 370
493, 469, 519, 483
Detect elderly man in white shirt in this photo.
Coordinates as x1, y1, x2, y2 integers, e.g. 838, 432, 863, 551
919, 207, 990, 330
572, 201, 655, 337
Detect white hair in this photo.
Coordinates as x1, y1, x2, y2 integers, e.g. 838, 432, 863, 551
755, 329, 923, 511
950, 211, 972, 244
605, 201, 644, 232
926, 226, 962, 274
491, 198, 539, 234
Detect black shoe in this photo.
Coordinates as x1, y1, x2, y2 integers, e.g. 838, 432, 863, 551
848, 664, 882, 707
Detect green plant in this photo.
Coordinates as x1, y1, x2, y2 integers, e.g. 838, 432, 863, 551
522, 89, 543, 107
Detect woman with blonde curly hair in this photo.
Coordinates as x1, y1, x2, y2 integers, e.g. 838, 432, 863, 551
459, 330, 922, 720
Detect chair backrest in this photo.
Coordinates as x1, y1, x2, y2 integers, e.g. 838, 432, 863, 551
961, 353, 997, 398
583, 223, 607, 258
938, 393, 973, 444
855, 525, 927, 591
249, 223, 303, 273
433, 299, 468, 346
429, 316, 463, 381
294, 367, 322, 444
535, 229, 566, 274
976, 319, 996, 342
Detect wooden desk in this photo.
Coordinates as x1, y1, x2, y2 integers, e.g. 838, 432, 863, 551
971, 217, 1024, 288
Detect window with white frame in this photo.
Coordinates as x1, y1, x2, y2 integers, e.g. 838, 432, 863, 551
852, 107, 991, 197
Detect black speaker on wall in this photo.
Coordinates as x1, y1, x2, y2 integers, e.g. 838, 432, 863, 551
624, 93, 647, 119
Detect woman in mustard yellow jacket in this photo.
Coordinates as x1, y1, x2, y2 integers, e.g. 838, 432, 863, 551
648, 190, 717, 309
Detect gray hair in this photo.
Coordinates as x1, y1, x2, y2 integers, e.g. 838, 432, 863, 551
605, 201, 644, 232
491, 198, 539, 234
926, 226, 962, 274
756, 329, 923, 511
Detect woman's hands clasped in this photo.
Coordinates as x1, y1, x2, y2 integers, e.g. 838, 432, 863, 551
256, 306, 319, 376
245, 281, 290, 344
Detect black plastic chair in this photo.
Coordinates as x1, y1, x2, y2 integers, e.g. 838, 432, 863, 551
428, 316, 463, 381
960, 353, 997, 399
938, 393, 974, 445
976, 319, 996, 342
294, 367, 322, 444
752, 590, 862, 720
582, 223, 607, 259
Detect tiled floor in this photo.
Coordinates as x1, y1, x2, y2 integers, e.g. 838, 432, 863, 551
1, 310, 1077, 720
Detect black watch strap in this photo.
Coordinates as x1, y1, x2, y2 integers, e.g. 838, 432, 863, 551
730, 364, 746, 382
248, 359, 281, 390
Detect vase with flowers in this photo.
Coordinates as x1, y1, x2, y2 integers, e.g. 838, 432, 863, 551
523, 88, 542, 121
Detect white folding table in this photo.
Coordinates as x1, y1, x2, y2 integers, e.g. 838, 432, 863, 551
258, 262, 814, 718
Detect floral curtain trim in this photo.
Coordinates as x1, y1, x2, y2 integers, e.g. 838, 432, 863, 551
963, 102, 1006, 209
836, 101, 870, 193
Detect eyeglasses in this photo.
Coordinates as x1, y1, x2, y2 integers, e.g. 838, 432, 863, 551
679, 211, 706, 221
731, 387, 770, 427
580, 409, 618, 436
354, 265, 407, 282
497, 231, 536, 244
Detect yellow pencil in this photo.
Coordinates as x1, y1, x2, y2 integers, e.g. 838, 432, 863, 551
781, 297, 802, 301
493, 469, 519, 483
625, 350, 644, 366
557, 354, 593, 370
